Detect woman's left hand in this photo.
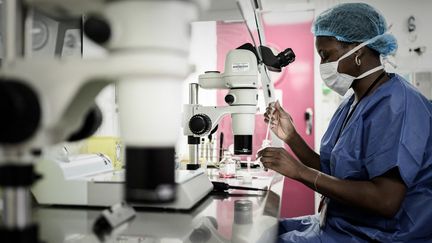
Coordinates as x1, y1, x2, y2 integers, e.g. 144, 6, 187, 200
257, 147, 306, 180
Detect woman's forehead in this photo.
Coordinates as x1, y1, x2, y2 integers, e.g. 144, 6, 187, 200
316, 36, 339, 48
315, 36, 348, 52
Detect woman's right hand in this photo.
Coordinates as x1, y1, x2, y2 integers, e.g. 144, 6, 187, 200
264, 101, 297, 143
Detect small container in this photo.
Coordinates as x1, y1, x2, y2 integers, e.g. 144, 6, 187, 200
232, 199, 254, 242
234, 199, 253, 224
219, 150, 236, 178
257, 139, 272, 171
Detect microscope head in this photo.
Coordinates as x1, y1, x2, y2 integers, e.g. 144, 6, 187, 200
185, 49, 258, 155
203, 49, 258, 155
199, 49, 258, 89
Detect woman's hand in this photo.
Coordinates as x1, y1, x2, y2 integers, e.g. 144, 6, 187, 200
264, 101, 297, 143
257, 147, 306, 180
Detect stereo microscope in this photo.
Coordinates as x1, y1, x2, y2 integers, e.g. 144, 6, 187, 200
183, 43, 295, 167
184, 48, 259, 164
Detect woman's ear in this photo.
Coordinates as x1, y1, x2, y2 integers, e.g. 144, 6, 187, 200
337, 42, 363, 76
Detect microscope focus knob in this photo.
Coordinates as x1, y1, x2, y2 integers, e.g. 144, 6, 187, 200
84, 15, 111, 45
189, 114, 212, 135
0, 80, 41, 144
67, 106, 103, 142
225, 94, 235, 105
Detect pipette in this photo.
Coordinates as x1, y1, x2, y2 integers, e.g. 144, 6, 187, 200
265, 112, 272, 142
258, 102, 276, 171
263, 101, 276, 144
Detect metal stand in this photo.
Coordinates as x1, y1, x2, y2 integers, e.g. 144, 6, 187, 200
187, 83, 201, 170
0, 164, 40, 243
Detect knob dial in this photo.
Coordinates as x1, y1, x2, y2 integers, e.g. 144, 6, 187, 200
225, 94, 235, 105
67, 106, 103, 142
0, 80, 41, 144
189, 114, 211, 135
84, 15, 111, 45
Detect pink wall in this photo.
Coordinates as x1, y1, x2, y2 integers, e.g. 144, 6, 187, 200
216, 21, 315, 218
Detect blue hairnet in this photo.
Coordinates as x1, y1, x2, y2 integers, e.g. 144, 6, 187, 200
312, 3, 397, 56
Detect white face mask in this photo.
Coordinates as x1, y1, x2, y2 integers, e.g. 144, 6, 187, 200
319, 38, 384, 96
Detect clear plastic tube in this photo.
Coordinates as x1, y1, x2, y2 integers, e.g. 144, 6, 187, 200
265, 114, 272, 141
264, 101, 276, 142
257, 102, 276, 171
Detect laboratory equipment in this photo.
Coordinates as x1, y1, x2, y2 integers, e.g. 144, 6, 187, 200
92, 202, 136, 241
264, 101, 277, 141
0, 0, 209, 242
183, 1, 296, 168
183, 44, 294, 170
257, 139, 272, 171
183, 48, 259, 171
219, 132, 224, 162
232, 199, 254, 243
183, 43, 295, 155
237, 43, 296, 73
32, 153, 212, 209
31, 153, 114, 205
218, 151, 237, 178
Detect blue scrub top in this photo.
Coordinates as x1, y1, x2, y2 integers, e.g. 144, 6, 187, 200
279, 74, 432, 242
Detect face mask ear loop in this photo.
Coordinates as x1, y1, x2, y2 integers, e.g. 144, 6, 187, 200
356, 65, 384, 80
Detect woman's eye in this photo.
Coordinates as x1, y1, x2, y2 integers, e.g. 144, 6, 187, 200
319, 52, 328, 60
321, 55, 328, 62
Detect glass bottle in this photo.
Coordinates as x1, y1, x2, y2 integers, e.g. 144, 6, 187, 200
219, 150, 236, 178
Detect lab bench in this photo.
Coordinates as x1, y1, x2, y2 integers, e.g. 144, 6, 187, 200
34, 170, 284, 243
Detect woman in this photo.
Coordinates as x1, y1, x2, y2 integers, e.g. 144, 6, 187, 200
259, 3, 432, 242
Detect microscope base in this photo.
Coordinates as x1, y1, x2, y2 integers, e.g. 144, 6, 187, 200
0, 224, 39, 243
32, 157, 213, 210
87, 169, 213, 210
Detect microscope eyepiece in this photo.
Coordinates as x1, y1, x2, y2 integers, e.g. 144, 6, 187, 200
276, 48, 296, 68
234, 135, 253, 155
